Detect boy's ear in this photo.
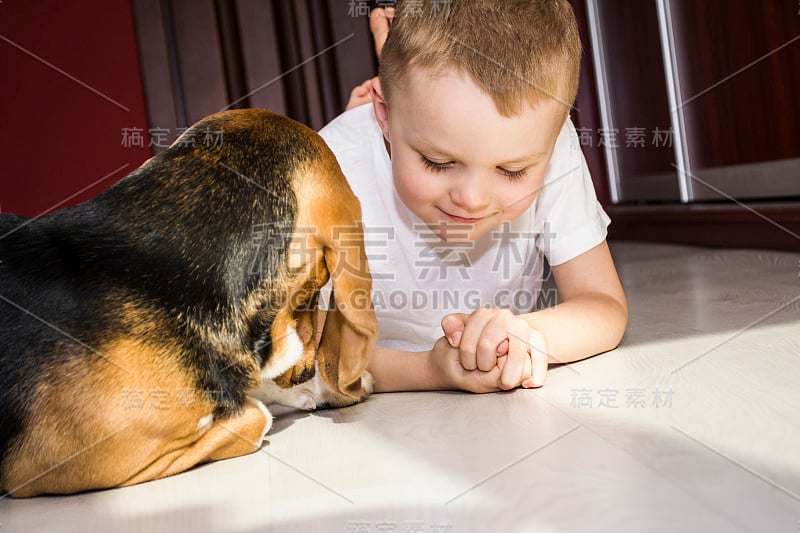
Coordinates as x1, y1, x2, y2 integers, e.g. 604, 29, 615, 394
370, 77, 390, 142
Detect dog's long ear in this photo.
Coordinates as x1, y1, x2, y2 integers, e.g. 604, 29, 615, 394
317, 233, 377, 399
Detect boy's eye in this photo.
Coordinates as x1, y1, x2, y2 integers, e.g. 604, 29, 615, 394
420, 153, 528, 180
498, 167, 528, 180
420, 155, 454, 172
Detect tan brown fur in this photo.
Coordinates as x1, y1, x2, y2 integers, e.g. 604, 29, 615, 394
1, 301, 268, 497
263, 129, 377, 400
290, 149, 377, 400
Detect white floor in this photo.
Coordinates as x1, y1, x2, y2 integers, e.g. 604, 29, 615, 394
2, 241, 799, 532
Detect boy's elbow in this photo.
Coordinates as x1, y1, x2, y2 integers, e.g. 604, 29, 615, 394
606, 293, 628, 351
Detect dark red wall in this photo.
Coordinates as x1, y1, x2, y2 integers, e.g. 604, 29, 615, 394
0, 0, 151, 216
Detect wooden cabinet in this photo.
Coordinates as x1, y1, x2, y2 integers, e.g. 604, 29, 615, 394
584, 0, 800, 203
583, 0, 678, 202
571, 0, 800, 250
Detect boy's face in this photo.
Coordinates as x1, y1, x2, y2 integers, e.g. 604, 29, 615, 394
373, 66, 567, 242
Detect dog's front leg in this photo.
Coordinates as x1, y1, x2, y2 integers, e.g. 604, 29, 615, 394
252, 366, 374, 411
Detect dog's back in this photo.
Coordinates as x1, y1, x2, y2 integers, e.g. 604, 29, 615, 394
0, 113, 293, 493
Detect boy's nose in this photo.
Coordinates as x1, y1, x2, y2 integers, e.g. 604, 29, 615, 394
449, 175, 490, 214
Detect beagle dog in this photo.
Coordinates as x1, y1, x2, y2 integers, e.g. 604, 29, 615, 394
0, 109, 377, 497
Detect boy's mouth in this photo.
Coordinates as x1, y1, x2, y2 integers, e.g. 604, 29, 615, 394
439, 208, 484, 224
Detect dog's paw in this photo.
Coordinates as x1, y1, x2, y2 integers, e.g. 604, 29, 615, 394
291, 389, 317, 411
251, 369, 373, 411
250, 379, 317, 411
312, 369, 373, 409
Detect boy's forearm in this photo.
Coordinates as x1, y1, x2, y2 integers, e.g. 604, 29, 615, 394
522, 293, 628, 365
368, 345, 444, 392
316, 308, 442, 393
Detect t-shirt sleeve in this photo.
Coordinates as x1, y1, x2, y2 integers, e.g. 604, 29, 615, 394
534, 119, 611, 266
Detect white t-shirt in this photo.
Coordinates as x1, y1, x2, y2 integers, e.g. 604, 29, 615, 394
319, 103, 610, 352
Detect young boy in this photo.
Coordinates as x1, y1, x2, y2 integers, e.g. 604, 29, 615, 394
319, 0, 627, 394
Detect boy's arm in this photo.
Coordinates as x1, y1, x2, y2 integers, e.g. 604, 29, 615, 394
368, 345, 442, 392
441, 240, 627, 390
364, 342, 507, 393
523, 240, 627, 364
313, 309, 501, 393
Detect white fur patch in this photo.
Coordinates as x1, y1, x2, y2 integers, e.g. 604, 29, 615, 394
251, 364, 374, 412
251, 377, 318, 411
247, 397, 273, 441
196, 413, 214, 433
259, 324, 304, 380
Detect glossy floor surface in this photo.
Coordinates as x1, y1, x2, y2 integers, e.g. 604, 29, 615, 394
2, 241, 799, 532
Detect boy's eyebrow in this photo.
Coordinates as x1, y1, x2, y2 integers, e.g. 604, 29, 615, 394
411, 137, 454, 157
497, 153, 548, 166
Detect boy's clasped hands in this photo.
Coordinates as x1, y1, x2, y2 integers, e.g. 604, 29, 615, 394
433, 309, 549, 393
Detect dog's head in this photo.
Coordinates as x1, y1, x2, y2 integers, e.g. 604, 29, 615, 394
190, 109, 377, 401
267, 141, 378, 402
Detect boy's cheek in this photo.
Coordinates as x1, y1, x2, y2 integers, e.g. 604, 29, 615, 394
498, 181, 541, 219
392, 168, 440, 210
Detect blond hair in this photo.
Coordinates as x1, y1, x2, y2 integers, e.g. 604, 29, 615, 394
379, 0, 581, 117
